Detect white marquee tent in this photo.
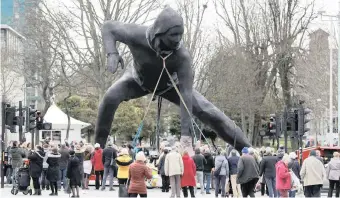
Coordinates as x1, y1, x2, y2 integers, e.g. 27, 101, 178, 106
42, 104, 91, 142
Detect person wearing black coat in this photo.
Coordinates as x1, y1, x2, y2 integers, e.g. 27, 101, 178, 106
47, 148, 61, 196
203, 149, 214, 194
259, 148, 278, 198
67, 150, 81, 197
158, 148, 170, 192
28, 146, 45, 195
74, 145, 85, 189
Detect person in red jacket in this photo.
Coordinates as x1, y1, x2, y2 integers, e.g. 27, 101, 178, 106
276, 154, 291, 198
181, 150, 196, 198
91, 143, 104, 190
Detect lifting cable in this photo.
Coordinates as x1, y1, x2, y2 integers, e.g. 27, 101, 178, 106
132, 53, 172, 155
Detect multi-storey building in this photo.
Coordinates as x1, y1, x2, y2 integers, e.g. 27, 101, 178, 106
295, 28, 338, 144
1, 0, 40, 109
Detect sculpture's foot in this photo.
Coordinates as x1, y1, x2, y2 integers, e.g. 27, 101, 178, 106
180, 136, 194, 156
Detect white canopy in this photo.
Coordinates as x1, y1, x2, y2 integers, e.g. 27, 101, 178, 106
44, 104, 91, 128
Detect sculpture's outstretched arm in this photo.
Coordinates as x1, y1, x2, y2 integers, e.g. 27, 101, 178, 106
101, 21, 146, 74
101, 21, 146, 53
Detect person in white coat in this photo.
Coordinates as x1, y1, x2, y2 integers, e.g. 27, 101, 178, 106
164, 146, 184, 198
300, 150, 325, 198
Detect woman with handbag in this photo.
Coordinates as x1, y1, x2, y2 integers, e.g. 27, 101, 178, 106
276, 154, 291, 198
214, 149, 229, 198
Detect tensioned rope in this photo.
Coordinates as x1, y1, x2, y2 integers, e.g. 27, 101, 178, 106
132, 28, 214, 152
132, 52, 172, 153
161, 61, 213, 151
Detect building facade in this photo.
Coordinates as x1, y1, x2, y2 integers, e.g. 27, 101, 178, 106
295, 28, 338, 145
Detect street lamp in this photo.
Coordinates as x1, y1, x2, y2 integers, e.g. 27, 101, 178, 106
318, 3, 340, 147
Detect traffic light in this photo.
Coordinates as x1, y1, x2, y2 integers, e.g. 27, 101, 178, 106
286, 110, 298, 132
5, 105, 16, 133
268, 114, 276, 134
36, 111, 43, 130
298, 106, 312, 136
42, 122, 52, 130
26, 107, 37, 131
5, 106, 15, 126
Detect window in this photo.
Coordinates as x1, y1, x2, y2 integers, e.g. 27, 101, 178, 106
42, 131, 51, 140
52, 131, 61, 143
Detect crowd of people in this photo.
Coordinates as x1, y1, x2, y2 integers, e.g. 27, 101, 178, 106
6, 139, 136, 197
5, 139, 340, 198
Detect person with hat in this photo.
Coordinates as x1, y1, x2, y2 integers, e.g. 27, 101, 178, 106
101, 142, 117, 191
237, 147, 259, 198
75, 144, 85, 189
91, 143, 104, 190
67, 150, 81, 197
300, 150, 325, 197
116, 148, 133, 185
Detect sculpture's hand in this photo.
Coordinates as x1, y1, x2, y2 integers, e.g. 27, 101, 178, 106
107, 52, 124, 74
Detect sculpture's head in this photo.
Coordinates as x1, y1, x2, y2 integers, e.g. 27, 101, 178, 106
150, 7, 184, 52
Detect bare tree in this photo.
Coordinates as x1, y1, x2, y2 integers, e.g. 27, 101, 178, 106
41, 0, 161, 101
10, 1, 68, 115
212, 0, 274, 144
267, 0, 317, 108
211, 0, 316, 145
0, 46, 25, 102
175, 0, 212, 93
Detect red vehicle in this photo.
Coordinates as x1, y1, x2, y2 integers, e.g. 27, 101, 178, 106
297, 146, 340, 164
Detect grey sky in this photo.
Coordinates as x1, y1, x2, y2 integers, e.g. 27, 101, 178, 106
50, 0, 339, 47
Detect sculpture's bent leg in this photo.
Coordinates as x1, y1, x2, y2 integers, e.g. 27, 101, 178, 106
95, 74, 147, 148
161, 89, 251, 151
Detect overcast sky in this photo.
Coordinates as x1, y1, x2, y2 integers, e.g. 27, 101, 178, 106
162, 0, 340, 47
49, 0, 340, 48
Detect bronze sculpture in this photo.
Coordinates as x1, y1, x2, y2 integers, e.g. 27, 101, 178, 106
95, 7, 251, 151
